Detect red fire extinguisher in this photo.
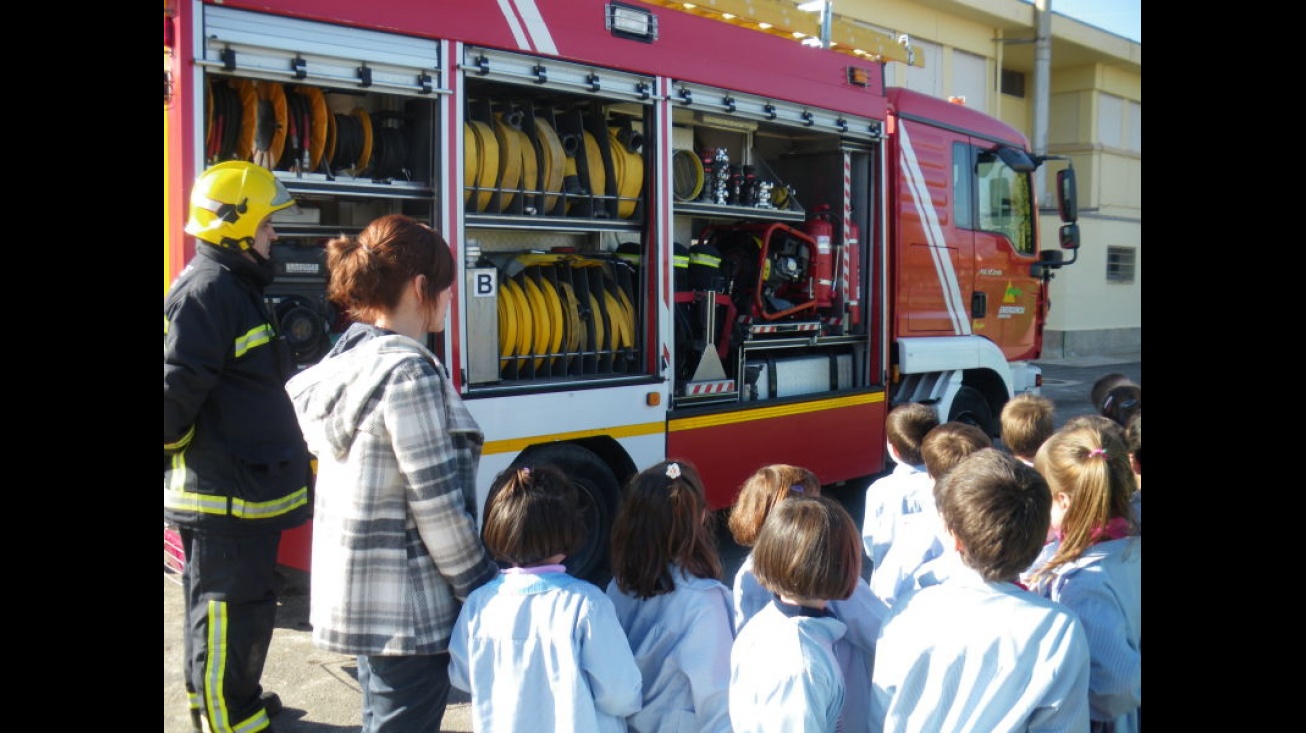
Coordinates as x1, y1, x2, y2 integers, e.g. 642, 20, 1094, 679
843, 214, 862, 326
805, 204, 836, 309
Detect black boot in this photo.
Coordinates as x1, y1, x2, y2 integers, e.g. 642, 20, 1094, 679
260, 691, 283, 717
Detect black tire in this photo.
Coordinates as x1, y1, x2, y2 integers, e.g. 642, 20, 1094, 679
949, 385, 996, 437
510, 443, 620, 587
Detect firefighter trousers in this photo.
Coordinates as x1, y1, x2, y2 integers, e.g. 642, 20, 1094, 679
179, 528, 281, 733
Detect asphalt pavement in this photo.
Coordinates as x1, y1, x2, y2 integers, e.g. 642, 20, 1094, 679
164, 351, 1138, 733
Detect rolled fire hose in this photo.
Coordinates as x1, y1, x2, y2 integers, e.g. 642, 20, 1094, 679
492, 115, 523, 212
467, 119, 499, 212
532, 117, 566, 215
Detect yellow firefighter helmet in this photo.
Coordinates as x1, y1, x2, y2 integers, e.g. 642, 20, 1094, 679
184, 161, 295, 251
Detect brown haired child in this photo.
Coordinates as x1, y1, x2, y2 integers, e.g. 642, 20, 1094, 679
1000, 392, 1056, 465
448, 465, 642, 732
871, 449, 1091, 731
869, 421, 991, 608
727, 464, 886, 733
606, 460, 733, 733
729, 494, 863, 733
861, 402, 939, 605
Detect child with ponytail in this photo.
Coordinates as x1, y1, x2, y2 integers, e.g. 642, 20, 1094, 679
1029, 423, 1142, 733
606, 460, 734, 733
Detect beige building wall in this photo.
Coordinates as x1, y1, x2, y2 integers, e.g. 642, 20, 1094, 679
841, 0, 1141, 357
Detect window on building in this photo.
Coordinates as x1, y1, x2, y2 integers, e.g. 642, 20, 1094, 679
904, 39, 941, 97
951, 49, 987, 110
1128, 101, 1141, 153
1106, 246, 1136, 283
1000, 69, 1025, 98
1098, 93, 1124, 149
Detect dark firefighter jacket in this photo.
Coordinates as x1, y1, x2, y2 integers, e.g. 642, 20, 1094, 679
164, 244, 311, 533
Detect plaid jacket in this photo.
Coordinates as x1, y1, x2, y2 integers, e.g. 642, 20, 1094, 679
286, 324, 498, 655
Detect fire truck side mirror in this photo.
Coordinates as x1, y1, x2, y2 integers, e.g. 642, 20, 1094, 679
1059, 223, 1080, 250
1031, 248, 1063, 278
1056, 168, 1078, 223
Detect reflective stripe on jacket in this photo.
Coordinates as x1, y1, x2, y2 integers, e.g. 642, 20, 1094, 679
164, 245, 311, 532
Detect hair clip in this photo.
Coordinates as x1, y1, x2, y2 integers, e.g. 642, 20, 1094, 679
790, 484, 805, 493
665, 462, 681, 480
1088, 448, 1107, 458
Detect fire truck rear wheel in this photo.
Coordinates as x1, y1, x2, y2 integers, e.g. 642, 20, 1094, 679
510, 443, 620, 587
949, 386, 996, 437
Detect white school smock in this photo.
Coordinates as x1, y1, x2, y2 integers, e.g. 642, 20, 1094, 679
871, 554, 1092, 733
730, 600, 847, 733
861, 465, 940, 607
605, 566, 734, 733
1033, 536, 1142, 733
732, 553, 887, 733
449, 570, 642, 733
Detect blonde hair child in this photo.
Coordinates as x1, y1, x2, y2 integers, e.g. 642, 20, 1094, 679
1029, 425, 1142, 733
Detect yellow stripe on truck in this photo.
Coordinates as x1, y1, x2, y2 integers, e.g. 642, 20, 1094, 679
669, 392, 883, 431
482, 420, 664, 456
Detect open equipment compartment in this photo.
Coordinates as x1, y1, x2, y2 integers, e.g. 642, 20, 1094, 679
462, 46, 654, 391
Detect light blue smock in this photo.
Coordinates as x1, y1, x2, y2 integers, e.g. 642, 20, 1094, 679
449, 570, 642, 733
871, 553, 1093, 733
606, 566, 734, 733
730, 600, 847, 733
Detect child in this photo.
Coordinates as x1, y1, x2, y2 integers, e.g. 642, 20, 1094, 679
729, 494, 865, 733
1029, 424, 1142, 733
871, 449, 1091, 732
999, 392, 1056, 465
922, 422, 993, 480
606, 460, 734, 733
1100, 383, 1141, 428
726, 463, 824, 631
861, 402, 939, 604
874, 421, 991, 608
449, 465, 642, 732
1089, 372, 1141, 428
1088, 372, 1133, 414
1020, 413, 1128, 582
726, 464, 887, 733
1126, 413, 1141, 526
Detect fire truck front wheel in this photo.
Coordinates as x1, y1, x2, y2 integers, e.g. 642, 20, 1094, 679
510, 442, 620, 587
948, 386, 996, 438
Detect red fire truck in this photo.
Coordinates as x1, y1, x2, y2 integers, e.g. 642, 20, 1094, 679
164, 0, 1080, 583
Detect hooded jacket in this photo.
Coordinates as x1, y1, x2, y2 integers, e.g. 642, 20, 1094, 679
164, 244, 311, 533
285, 323, 498, 655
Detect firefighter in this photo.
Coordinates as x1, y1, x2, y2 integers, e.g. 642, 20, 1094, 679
164, 161, 311, 733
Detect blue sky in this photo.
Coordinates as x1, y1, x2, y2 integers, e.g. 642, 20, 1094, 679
1047, 0, 1140, 42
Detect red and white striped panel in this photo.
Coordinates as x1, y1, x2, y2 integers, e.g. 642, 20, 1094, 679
750, 323, 822, 334
686, 380, 736, 394
841, 153, 852, 304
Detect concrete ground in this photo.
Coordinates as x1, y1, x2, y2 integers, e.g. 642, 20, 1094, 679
164, 567, 475, 733
164, 352, 1138, 733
